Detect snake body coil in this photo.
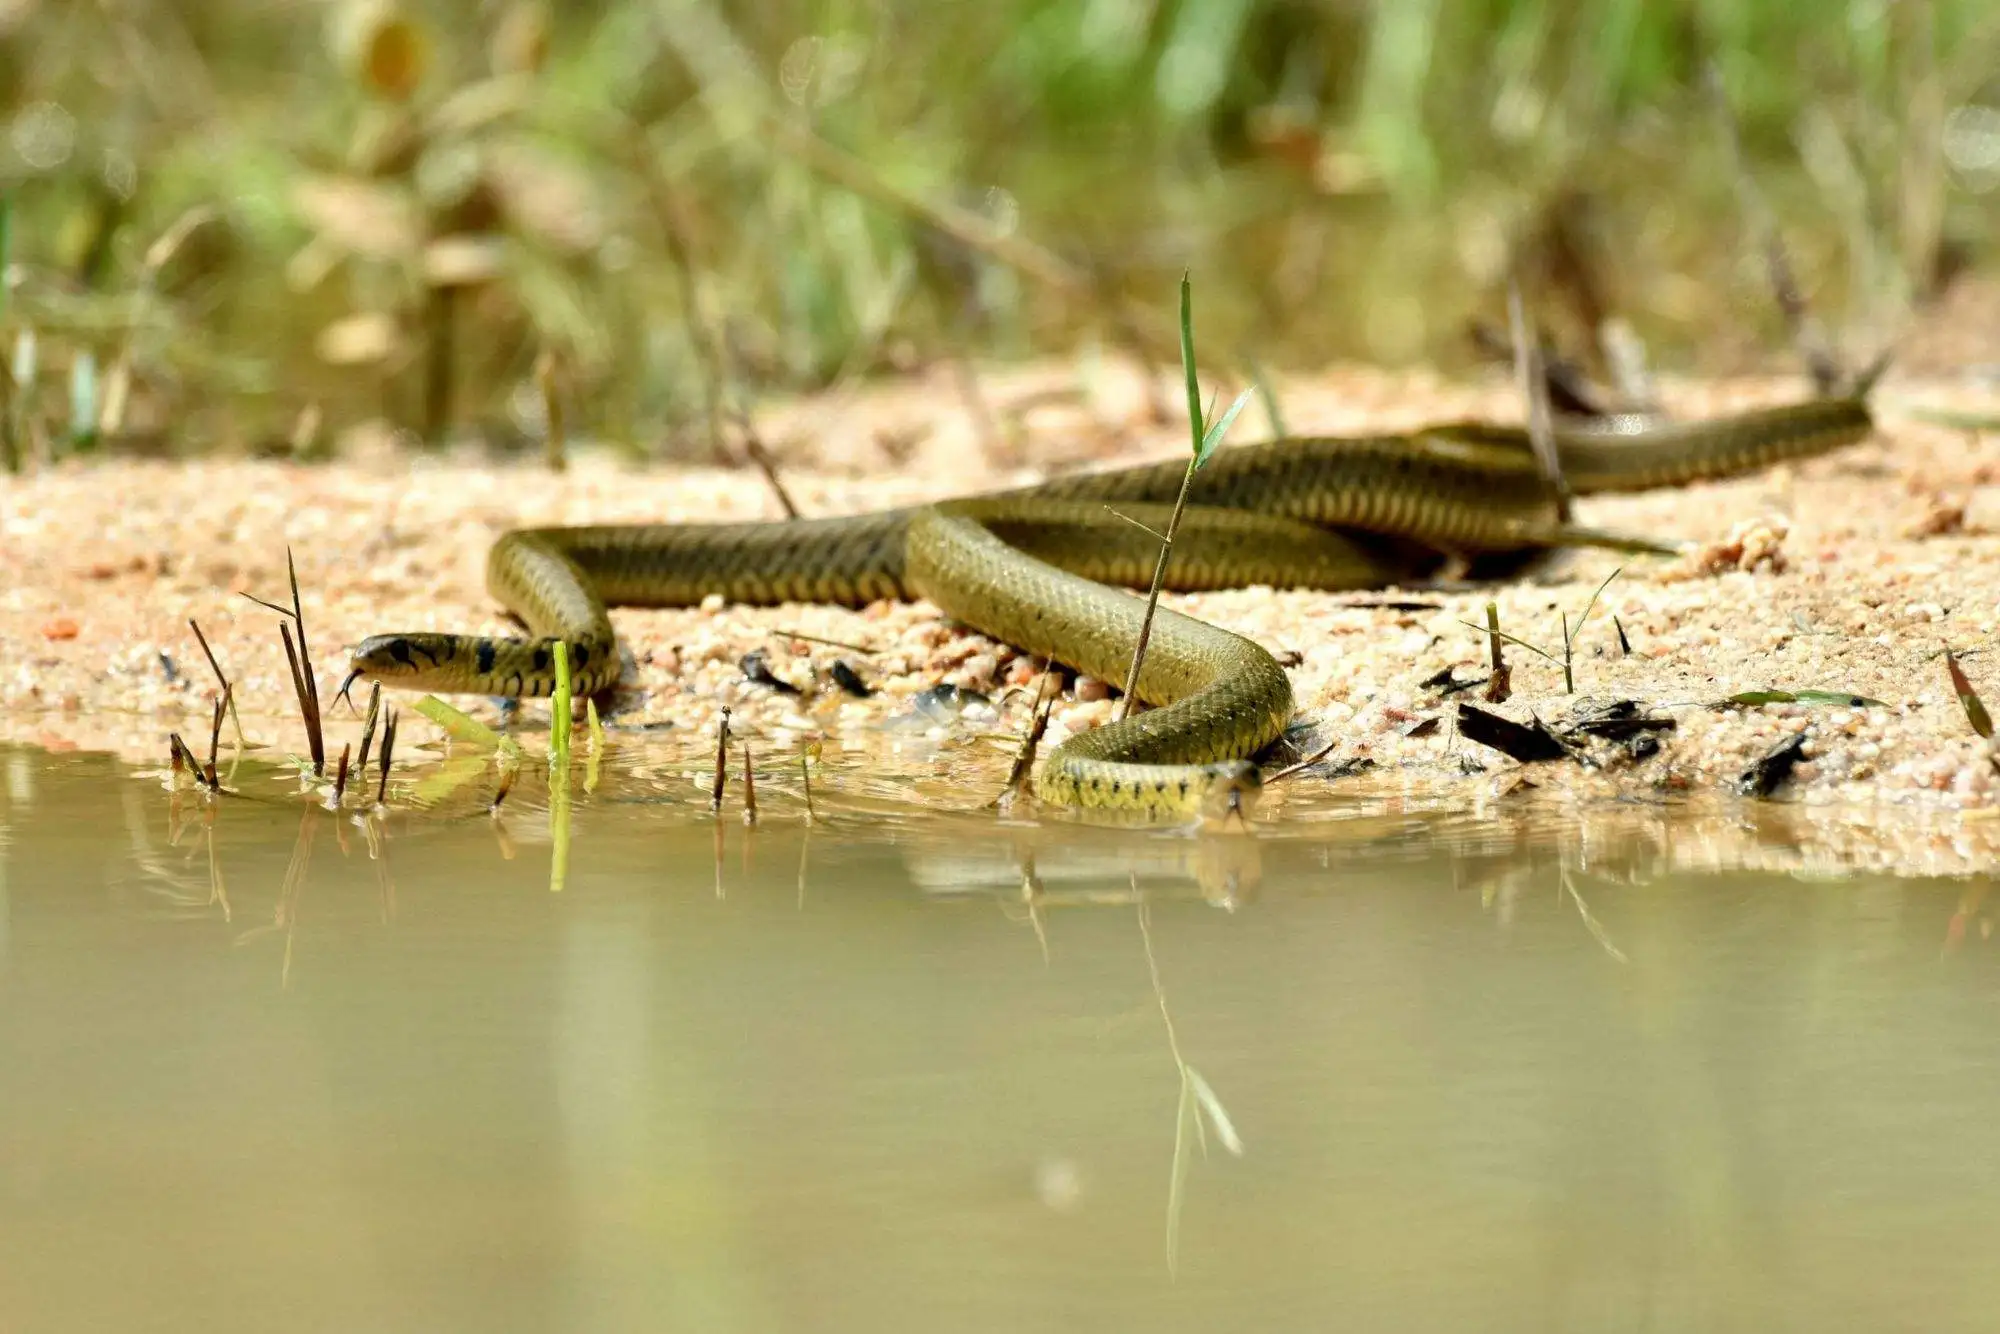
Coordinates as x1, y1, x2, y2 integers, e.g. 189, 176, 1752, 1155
348, 397, 1874, 817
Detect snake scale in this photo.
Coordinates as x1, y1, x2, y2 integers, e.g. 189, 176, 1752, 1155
346, 396, 1874, 817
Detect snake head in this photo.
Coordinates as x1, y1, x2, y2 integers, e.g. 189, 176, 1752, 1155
1203, 760, 1263, 823
344, 632, 465, 693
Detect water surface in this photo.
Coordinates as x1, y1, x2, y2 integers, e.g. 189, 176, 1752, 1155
2, 745, 1997, 1333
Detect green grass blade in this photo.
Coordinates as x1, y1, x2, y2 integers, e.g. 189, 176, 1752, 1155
1195, 387, 1256, 470
1177, 271, 1202, 455
1454, 618, 1562, 665
1184, 1065, 1244, 1157
1724, 689, 1887, 708
413, 696, 505, 749
1567, 567, 1624, 650
550, 641, 574, 766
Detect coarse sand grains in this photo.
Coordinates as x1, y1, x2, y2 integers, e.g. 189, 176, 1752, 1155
6, 360, 2000, 873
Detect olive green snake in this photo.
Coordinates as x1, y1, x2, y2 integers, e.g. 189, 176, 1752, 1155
345, 396, 1874, 817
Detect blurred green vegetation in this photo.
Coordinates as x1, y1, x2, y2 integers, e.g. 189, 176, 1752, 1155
1, 0, 1997, 463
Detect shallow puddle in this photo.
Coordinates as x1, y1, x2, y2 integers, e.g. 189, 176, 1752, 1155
2, 743, 1998, 1332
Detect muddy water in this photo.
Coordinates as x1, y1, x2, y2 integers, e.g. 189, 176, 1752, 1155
2, 743, 1999, 1333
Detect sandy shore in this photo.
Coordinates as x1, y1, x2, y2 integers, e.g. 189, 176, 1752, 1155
6, 357, 2000, 860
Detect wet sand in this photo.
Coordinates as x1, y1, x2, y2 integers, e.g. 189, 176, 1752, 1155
5, 357, 2000, 860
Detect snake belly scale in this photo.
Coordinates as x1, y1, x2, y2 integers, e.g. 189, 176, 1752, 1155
346, 396, 1874, 817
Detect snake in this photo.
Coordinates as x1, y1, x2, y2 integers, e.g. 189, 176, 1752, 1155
345, 395, 1875, 818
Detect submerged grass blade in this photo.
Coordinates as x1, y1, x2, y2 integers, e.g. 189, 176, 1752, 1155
549, 761, 572, 894
584, 697, 603, 794
1184, 1066, 1244, 1157
1166, 1078, 1195, 1278
1561, 870, 1630, 964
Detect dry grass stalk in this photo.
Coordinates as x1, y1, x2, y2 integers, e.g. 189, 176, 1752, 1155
188, 617, 247, 752
1507, 277, 1569, 519
375, 708, 399, 806
992, 670, 1057, 807
169, 732, 205, 784
1484, 602, 1512, 703
536, 345, 566, 472
710, 706, 732, 812
1114, 275, 1252, 723
245, 550, 327, 774
204, 688, 230, 788
736, 414, 801, 520
355, 681, 383, 785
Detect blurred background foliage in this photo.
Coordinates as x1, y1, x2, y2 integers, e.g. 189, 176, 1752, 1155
1, 0, 1998, 463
